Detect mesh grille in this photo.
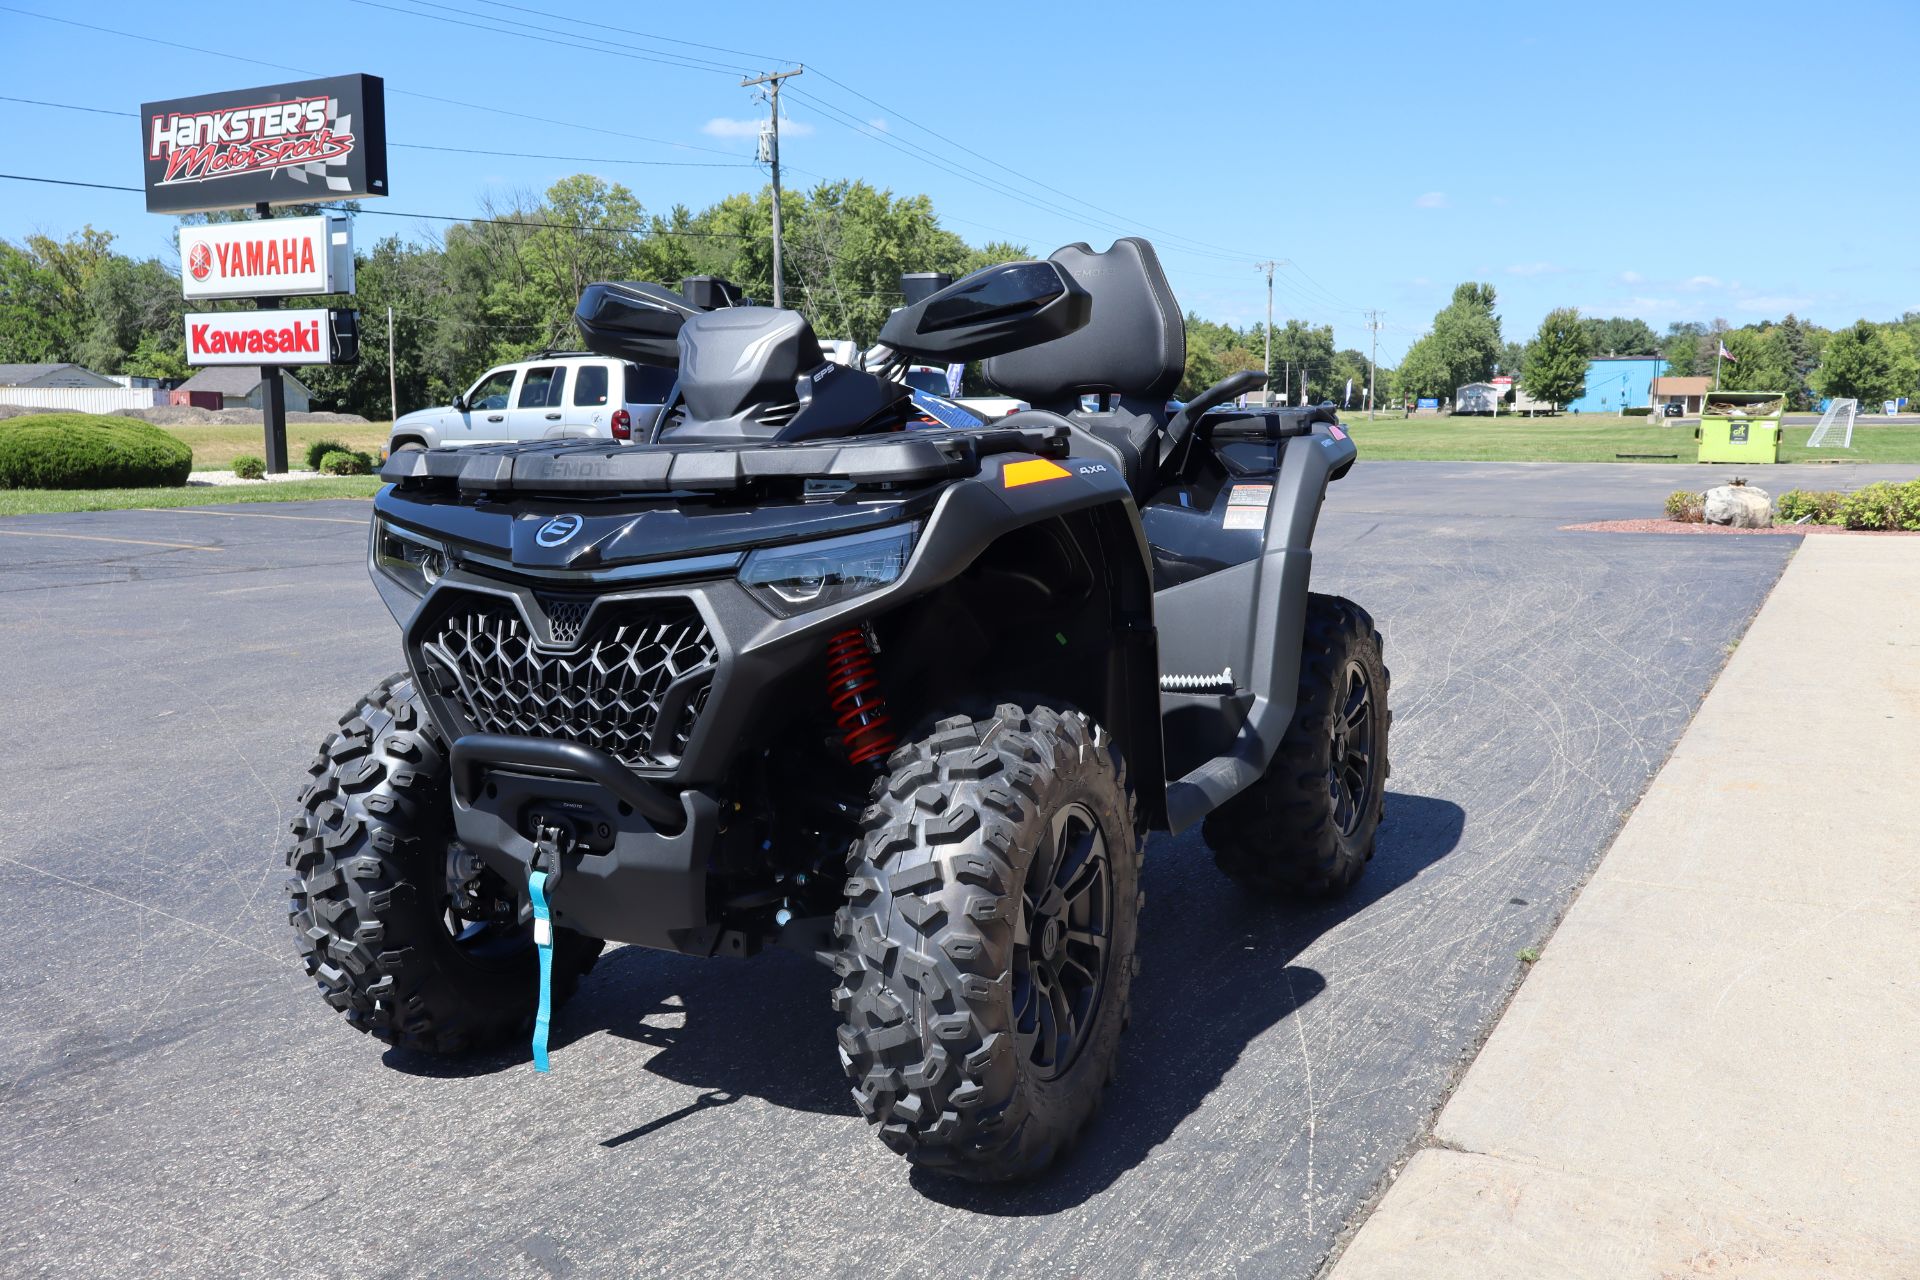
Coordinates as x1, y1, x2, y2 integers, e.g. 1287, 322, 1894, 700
539, 595, 590, 645
423, 598, 716, 769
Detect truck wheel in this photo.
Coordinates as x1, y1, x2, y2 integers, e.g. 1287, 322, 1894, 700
833, 705, 1142, 1181
1204, 594, 1391, 898
285, 673, 603, 1054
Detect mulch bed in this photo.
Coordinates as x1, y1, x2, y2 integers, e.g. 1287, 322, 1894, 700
1563, 519, 1917, 536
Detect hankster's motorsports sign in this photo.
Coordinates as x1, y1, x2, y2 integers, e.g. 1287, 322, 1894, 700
141, 74, 388, 214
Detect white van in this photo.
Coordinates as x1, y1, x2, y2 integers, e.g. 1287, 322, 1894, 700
387, 354, 675, 452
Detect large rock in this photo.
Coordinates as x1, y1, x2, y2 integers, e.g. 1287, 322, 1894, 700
1704, 484, 1772, 528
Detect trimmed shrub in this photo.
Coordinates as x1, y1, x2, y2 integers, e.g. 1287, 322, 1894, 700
1774, 489, 1844, 525
303, 438, 351, 470
232, 454, 267, 480
1664, 489, 1704, 523
1838, 480, 1920, 531
317, 449, 372, 476
0, 413, 193, 490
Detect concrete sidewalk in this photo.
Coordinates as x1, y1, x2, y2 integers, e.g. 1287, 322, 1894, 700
1331, 535, 1920, 1279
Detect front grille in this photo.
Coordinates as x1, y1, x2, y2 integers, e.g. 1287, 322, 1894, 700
422, 597, 717, 769
539, 595, 590, 645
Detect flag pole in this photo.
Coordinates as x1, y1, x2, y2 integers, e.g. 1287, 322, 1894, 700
1714, 341, 1722, 391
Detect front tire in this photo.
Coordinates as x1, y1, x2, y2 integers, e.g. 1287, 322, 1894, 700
284, 673, 603, 1054
1204, 594, 1391, 898
833, 705, 1142, 1181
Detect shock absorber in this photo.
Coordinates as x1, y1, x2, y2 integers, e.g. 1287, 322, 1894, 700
825, 626, 896, 766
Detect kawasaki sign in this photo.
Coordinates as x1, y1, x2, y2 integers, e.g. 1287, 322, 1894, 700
141, 74, 388, 214
184, 309, 359, 366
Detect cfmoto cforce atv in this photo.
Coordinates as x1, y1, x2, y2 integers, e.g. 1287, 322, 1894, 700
285, 238, 1390, 1181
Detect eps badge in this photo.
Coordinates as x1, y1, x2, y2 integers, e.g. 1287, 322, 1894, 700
535, 514, 584, 547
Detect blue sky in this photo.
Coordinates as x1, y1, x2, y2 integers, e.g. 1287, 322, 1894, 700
1, 0, 1914, 364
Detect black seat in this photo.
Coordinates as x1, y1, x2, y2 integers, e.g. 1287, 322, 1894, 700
983, 239, 1186, 498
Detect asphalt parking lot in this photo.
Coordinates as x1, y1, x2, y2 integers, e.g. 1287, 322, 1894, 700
0, 461, 1878, 1278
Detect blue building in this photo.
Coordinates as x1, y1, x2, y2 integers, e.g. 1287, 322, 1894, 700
1566, 356, 1668, 414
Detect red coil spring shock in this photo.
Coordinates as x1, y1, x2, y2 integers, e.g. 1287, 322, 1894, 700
825, 627, 896, 766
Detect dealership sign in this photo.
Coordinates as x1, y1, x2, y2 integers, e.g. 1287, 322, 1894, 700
180, 214, 353, 300
141, 74, 387, 214
185, 309, 356, 366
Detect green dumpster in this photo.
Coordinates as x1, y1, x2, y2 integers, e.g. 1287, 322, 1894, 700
1696, 391, 1784, 463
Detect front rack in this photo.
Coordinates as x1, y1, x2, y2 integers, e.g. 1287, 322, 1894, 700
381, 424, 1072, 497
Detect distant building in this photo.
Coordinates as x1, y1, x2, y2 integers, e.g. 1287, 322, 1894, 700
1453, 382, 1503, 415
1567, 356, 1668, 414
172, 366, 313, 412
1651, 375, 1709, 416
0, 362, 117, 389
0, 362, 165, 413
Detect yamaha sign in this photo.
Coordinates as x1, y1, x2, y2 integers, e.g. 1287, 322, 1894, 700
141, 74, 388, 215
179, 214, 354, 300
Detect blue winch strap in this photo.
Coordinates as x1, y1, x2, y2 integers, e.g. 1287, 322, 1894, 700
528, 869, 554, 1073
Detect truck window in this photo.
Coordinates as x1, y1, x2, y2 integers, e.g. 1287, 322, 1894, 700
623, 363, 677, 404
518, 366, 566, 408
573, 364, 609, 406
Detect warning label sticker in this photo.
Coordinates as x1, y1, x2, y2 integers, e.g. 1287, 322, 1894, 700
1223, 483, 1272, 530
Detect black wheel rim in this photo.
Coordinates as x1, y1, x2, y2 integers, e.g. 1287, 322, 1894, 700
1329, 659, 1378, 837
1011, 801, 1113, 1083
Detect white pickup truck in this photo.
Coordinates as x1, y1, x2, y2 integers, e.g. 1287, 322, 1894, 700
387, 353, 675, 452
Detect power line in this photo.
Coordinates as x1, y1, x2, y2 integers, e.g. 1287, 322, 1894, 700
408, 0, 1286, 267
0, 4, 745, 159
0, 94, 759, 168
0, 172, 753, 238
304, 0, 1288, 272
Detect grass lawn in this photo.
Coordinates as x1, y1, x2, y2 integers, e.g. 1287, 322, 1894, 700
163, 421, 393, 471
1342, 413, 1920, 465
0, 475, 383, 517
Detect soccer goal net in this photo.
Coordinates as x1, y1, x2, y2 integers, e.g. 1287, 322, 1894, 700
1809, 398, 1858, 448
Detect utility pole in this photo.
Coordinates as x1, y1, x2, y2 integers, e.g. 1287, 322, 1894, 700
1364, 309, 1383, 418
1255, 261, 1277, 405
742, 66, 804, 309
387, 305, 398, 425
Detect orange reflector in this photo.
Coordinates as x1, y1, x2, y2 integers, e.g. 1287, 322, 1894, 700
1002, 458, 1072, 488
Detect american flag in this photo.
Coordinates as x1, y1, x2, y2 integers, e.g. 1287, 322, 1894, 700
1718, 341, 1738, 364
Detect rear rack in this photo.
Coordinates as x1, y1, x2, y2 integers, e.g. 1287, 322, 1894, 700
380, 425, 1073, 496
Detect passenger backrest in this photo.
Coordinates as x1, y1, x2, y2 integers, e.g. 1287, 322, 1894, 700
982, 238, 1186, 412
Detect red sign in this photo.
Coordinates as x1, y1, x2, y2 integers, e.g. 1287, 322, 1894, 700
184, 308, 339, 366
1491, 375, 1513, 387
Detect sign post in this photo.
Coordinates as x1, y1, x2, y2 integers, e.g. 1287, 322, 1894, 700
143, 74, 386, 473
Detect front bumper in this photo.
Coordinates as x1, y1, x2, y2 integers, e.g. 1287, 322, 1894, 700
448, 733, 723, 951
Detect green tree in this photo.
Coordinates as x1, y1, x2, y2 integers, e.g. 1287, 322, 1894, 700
1662, 321, 1706, 377
1520, 307, 1590, 409
1579, 315, 1659, 356
1424, 281, 1502, 392
1715, 326, 1792, 396
123, 333, 191, 381
0, 241, 79, 362
1814, 321, 1919, 406
1394, 333, 1451, 400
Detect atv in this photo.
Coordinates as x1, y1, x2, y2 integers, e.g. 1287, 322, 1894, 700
285, 238, 1390, 1181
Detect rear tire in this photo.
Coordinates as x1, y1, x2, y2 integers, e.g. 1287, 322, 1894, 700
1203, 594, 1391, 899
833, 705, 1142, 1181
285, 673, 602, 1054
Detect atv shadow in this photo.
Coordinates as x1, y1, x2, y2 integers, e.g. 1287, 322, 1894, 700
385, 789, 1465, 1181
911, 789, 1466, 1213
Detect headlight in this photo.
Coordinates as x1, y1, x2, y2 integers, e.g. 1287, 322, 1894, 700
373, 520, 447, 597
739, 523, 917, 615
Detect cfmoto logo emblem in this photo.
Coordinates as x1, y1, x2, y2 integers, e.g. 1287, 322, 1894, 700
535, 514, 584, 547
